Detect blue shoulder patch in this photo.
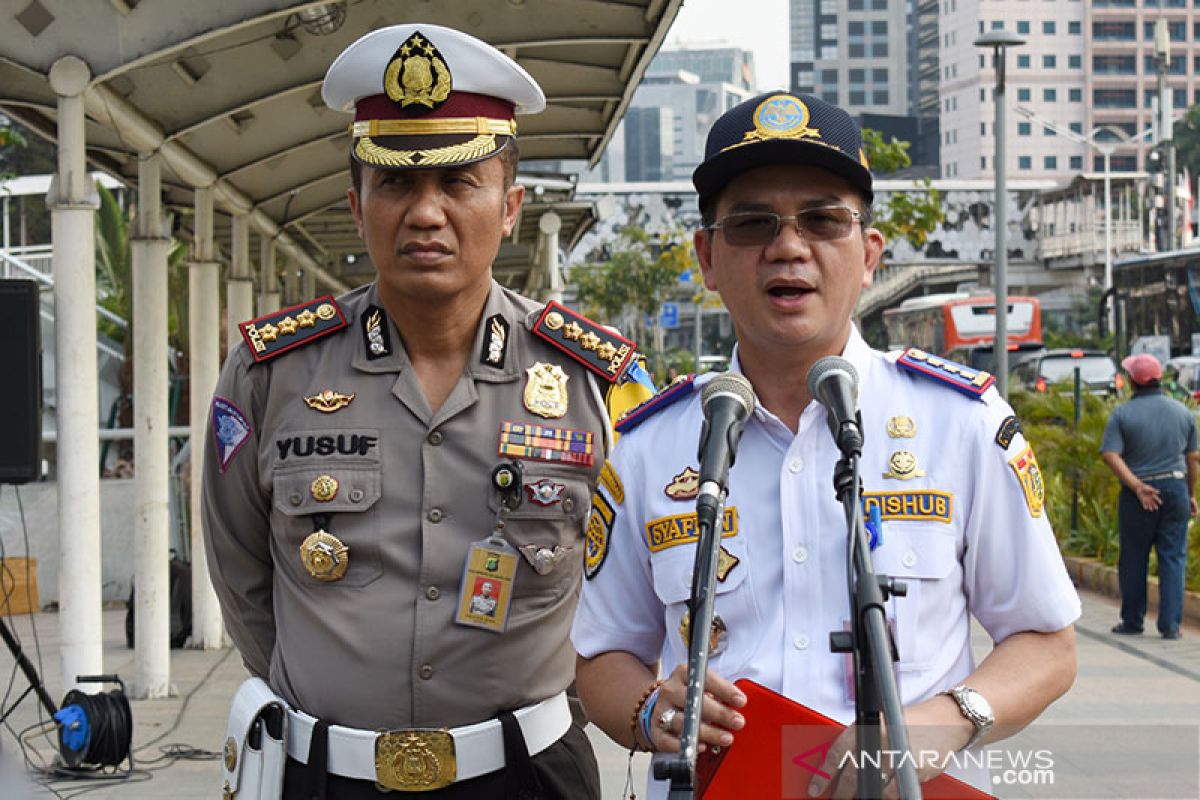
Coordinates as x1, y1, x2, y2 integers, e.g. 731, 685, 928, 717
895, 348, 994, 400
614, 374, 697, 434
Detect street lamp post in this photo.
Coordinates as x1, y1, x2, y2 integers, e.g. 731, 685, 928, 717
975, 30, 1026, 399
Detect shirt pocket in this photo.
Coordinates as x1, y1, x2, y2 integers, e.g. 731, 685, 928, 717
271, 464, 383, 588
649, 534, 757, 676
870, 524, 958, 672
488, 469, 592, 617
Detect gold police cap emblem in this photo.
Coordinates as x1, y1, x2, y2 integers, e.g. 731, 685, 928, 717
300, 530, 350, 581
883, 450, 927, 481
739, 94, 822, 149
311, 474, 340, 502
384, 31, 452, 110
524, 362, 570, 419
886, 416, 917, 438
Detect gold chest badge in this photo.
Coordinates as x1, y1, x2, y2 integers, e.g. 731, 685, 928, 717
300, 530, 349, 581
311, 474, 340, 501
664, 466, 701, 500
886, 416, 916, 438
303, 389, 356, 413
883, 450, 926, 481
523, 362, 569, 419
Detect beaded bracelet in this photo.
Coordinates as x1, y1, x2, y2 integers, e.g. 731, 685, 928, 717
629, 679, 663, 751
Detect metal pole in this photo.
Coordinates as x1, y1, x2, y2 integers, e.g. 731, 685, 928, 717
258, 235, 279, 314
189, 186, 226, 650
540, 211, 563, 304
48, 55, 104, 693
993, 47, 1010, 398
227, 214, 254, 350
130, 152, 171, 698
1103, 148, 1115, 333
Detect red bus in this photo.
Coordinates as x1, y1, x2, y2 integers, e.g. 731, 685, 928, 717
882, 293, 1043, 370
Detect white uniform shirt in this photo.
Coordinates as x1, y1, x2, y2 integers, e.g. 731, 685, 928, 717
572, 327, 1081, 798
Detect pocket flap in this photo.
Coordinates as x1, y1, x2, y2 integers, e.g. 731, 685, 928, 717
651, 535, 748, 605
272, 466, 381, 516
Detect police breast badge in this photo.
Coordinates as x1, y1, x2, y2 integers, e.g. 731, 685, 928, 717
300, 530, 349, 581
523, 362, 569, 419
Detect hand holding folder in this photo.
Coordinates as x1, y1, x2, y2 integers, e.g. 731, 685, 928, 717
696, 680, 993, 799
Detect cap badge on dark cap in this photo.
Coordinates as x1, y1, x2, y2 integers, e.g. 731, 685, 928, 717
383, 31, 452, 110
737, 95, 821, 150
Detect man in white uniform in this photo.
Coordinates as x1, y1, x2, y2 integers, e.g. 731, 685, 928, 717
571, 91, 1080, 798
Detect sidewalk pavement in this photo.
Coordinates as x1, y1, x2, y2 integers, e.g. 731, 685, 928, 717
1, 587, 1197, 799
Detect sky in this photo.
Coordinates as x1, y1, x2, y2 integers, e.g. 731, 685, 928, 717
664, 0, 790, 91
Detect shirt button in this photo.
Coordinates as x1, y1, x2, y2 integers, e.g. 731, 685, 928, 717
419, 664, 434, 680
793, 634, 810, 650
428, 431, 444, 446
792, 546, 809, 564
349, 488, 364, 503
788, 458, 804, 473
902, 551, 917, 568
428, 508, 444, 523
425, 586, 440, 601
562, 497, 575, 513
289, 492, 302, 506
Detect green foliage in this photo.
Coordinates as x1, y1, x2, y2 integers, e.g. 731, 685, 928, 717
1012, 386, 1200, 590
570, 225, 695, 370
1174, 104, 1200, 184
94, 183, 189, 350
0, 118, 56, 242
861, 129, 945, 254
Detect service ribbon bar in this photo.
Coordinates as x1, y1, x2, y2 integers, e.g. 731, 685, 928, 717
498, 421, 595, 468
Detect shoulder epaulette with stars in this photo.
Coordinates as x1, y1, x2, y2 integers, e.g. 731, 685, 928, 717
895, 347, 994, 400
614, 374, 697, 434
238, 295, 348, 364
532, 301, 638, 384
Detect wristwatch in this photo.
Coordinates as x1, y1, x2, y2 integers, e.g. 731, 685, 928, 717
943, 685, 994, 750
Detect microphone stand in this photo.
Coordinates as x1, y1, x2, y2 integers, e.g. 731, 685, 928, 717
656, 491, 726, 798
829, 442, 921, 800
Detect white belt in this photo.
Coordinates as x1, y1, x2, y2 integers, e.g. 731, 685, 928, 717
285, 692, 570, 792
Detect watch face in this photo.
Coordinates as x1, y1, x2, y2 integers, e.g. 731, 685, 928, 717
963, 689, 993, 721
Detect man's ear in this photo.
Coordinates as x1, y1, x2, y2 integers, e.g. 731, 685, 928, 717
501, 184, 525, 237
861, 227, 885, 288
347, 186, 364, 240
695, 228, 718, 291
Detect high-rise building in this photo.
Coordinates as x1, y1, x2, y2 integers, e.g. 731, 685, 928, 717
588, 47, 756, 183
941, 2, 1200, 180
790, 0, 940, 170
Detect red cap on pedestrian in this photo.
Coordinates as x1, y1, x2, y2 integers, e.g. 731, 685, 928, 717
1120, 353, 1162, 385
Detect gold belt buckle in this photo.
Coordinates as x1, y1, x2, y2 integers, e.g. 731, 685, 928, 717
374, 729, 457, 792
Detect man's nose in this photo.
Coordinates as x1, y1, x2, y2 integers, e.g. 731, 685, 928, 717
405, 180, 448, 226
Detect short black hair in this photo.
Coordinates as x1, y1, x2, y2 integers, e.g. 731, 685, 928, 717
349, 139, 520, 194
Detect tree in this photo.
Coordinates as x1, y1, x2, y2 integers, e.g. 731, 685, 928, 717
0, 117, 57, 244
862, 128, 945, 252
94, 182, 190, 462
570, 224, 694, 377
1174, 104, 1200, 184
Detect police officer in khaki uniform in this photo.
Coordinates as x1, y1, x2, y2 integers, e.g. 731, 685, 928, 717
203, 23, 649, 800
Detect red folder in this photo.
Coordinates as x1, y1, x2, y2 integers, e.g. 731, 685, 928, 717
696, 680, 993, 799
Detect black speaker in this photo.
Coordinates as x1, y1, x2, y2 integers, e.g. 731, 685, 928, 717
0, 279, 42, 484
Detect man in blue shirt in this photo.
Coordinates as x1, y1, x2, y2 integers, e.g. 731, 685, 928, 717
1101, 353, 1199, 639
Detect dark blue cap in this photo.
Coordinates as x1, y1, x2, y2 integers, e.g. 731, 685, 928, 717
692, 91, 873, 204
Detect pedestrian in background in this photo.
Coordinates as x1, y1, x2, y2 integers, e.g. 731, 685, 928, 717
1101, 353, 1199, 640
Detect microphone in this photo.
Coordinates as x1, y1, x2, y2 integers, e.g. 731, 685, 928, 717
806, 356, 863, 455
696, 372, 756, 531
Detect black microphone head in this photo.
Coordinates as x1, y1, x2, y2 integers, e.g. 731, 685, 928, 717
806, 356, 859, 401
701, 372, 756, 420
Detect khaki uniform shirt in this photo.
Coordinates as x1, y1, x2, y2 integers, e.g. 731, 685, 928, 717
203, 280, 611, 729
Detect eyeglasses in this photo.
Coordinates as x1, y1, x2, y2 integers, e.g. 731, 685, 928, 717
707, 206, 865, 247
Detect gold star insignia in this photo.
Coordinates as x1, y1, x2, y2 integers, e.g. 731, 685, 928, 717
596, 342, 617, 361
296, 309, 317, 328
259, 323, 279, 342
563, 321, 584, 341
277, 316, 298, 336
580, 332, 601, 351
400, 43, 411, 56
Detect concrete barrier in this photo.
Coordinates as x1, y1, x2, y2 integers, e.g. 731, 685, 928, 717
1062, 554, 1200, 625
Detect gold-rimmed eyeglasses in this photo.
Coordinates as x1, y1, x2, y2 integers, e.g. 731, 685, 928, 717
706, 206, 865, 247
